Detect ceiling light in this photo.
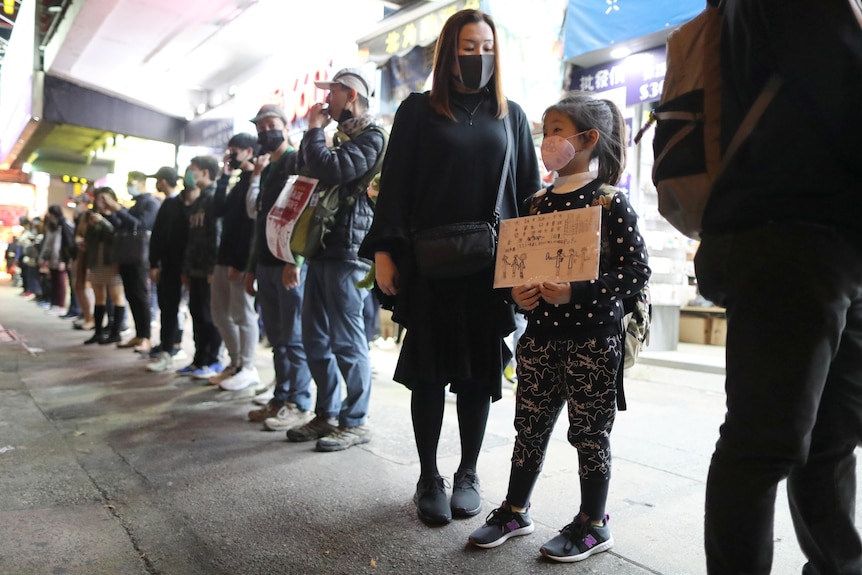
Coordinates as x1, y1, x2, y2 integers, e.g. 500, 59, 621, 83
610, 47, 632, 60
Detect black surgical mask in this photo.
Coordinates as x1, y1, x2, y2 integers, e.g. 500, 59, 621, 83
257, 129, 285, 153
457, 54, 495, 91
228, 152, 242, 170
337, 107, 354, 124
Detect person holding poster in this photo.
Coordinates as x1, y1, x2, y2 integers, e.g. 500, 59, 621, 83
244, 104, 314, 430
468, 94, 650, 563
360, 9, 540, 526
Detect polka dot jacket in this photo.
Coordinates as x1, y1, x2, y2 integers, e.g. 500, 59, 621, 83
523, 178, 651, 340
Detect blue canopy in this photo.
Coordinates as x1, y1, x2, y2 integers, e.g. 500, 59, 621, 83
564, 0, 705, 60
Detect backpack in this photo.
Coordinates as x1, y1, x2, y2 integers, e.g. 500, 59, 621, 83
290, 125, 388, 259
591, 186, 651, 369
634, 2, 781, 240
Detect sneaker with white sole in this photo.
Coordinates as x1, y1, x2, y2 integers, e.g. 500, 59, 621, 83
315, 424, 372, 452
208, 364, 239, 386
176, 363, 200, 376
219, 366, 260, 392
146, 351, 173, 373
193, 362, 224, 380
539, 514, 613, 562
286, 415, 337, 442
468, 502, 535, 548
253, 379, 276, 405
263, 402, 311, 431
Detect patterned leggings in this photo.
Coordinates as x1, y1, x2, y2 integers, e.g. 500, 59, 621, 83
511, 333, 621, 492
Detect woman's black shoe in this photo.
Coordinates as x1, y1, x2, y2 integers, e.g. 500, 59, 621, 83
99, 333, 122, 345
414, 475, 451, 525
84, 333, 105, 345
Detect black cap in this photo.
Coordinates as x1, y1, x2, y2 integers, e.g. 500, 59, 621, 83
147, 166, 179, 184
228, 132, 258, 150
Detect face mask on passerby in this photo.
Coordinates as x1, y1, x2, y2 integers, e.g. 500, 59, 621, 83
457, 54, 495, 91
228, 152, 242, 170
127, 184, 140, 197
540, 131, 587, 173
257, 130, 284, 153
183, 170, 196, 190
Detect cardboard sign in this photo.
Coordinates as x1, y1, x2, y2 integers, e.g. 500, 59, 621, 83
493, 205, 601, 288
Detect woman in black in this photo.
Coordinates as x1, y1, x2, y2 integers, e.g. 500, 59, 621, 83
360, 9, 540, 525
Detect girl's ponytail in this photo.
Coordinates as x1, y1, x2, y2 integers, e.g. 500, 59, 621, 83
598, 99, 626, 186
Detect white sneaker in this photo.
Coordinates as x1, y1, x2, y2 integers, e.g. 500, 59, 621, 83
146, 351, 173, 372
253, 379, 276, 405
263, 402, 311, 431
172, 348, 188, 361
208, 364, 238, 386
219, 366, 260, 392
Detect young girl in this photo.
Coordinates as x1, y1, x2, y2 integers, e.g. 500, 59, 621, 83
468, 94, 650, 562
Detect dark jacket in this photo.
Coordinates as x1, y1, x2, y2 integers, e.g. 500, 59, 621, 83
213, 170, 255, 271
84, 215, 115, 269
703, 0, 862, 235
297, 124, 386, 264
149, 192, 191, 274
113, 193, 161, 232
183, 183, 219, 278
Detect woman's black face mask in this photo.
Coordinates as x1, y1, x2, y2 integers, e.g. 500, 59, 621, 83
457, 54, 495, 90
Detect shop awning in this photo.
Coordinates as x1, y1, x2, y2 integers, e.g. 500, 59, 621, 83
563, 0, 703, 61
357, 0, 483, 65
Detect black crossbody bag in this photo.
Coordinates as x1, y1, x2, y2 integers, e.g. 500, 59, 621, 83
412, 115, 512, 279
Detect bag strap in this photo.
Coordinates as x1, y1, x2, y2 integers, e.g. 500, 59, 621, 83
720, 74, 782, 173
492, 115, 513, 225
342, 125, 390, 208
850, 0, 862, 29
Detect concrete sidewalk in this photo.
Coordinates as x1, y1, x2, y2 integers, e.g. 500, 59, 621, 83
0, 281, 843, 575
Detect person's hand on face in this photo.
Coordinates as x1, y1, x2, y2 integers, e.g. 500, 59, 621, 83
308, 102, 332, 130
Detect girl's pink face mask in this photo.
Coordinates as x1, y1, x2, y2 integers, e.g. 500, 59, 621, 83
540, 131, 586, 173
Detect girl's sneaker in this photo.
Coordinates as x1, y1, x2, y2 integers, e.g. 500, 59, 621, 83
468, 502, 534, 548
540, 514, 613, 562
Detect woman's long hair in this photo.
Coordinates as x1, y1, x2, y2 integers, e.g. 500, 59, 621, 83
429, 9, 508, 120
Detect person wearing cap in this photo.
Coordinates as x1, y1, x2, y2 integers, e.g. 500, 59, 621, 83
146, 166, 191, 372
99, 170, 162, 352
281, 67, 387, 452
207, 133, 261, 392
244, 104, 314, 429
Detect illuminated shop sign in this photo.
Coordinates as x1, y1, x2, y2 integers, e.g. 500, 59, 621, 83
567, 46, 667, 108
358, 0, 481, 63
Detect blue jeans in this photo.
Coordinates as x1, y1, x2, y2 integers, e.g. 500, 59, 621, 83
696, 223, 862, 575
302, 259, 371, 427
256, 264, 311, 411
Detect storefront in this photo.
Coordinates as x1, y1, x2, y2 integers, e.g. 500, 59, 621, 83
562, 0, 705, 349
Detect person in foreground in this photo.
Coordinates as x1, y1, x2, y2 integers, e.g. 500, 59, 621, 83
360, 9, 540, 525
695, 1, 862, 574
467, 93, 650, 562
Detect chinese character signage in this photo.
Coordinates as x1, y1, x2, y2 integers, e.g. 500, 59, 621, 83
567, 46, 666, 107
493, 206, 601, 289
358, 0, 482, 64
